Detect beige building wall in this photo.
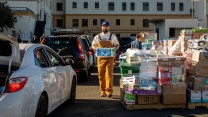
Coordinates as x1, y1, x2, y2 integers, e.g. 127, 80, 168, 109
58, 14, 192, 37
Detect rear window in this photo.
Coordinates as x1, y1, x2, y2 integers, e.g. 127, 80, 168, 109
118, 37, 132, 44
0, 40, 12, 56
44, 36, 78, 52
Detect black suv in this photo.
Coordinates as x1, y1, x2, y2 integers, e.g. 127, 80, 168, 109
43, 35, 90, 82
118, 37, 133, 53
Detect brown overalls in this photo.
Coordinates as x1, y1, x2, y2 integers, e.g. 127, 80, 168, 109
97, 34, 114, 95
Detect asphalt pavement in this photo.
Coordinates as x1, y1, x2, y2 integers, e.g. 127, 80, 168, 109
48, 62, 208, 117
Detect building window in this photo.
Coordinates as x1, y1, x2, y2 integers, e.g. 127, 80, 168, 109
82, 19, 88, 27
122, 2, 127, 11
130, 19, 135, 26
157, 2, 163, 11
100, 19, 105, 25
56, 3, 63, 11
143, 19, 149, 27
108, 2, 114, 11
93, 19, 97, 26
72, 2, 77, 8
179, 3, 184, 11
72, 19, 79, 27
130, 2, 135, 11
57, 19, 63, 27
143, 2, 149, 11
116, 34, 120, 38
171, 3, 175, 11
116, 19, 120, 26
84, 2, 88, 8
95, 2, 99, 8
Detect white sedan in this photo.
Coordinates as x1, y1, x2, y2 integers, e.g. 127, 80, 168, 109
0, 34, 77, 117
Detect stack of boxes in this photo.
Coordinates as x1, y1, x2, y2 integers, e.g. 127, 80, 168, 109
185, 51, 208, 103
157, 55, 187, 105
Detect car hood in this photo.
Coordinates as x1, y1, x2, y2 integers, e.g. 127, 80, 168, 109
0, 34, 21, 67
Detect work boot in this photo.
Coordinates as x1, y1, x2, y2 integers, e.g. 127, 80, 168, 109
100, 93, 106, 97
107, 94, 112, 98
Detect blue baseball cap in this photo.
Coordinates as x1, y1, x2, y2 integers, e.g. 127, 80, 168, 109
102, 21, 110, 26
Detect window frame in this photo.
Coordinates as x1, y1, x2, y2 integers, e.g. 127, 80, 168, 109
82, 19, 88, 27
95, 2, 99, 8
143, 2, 149, 11
122, 2, 127, 11
108, 2, 114, 11
84, 2, 88, 8
72, 2, 77, 8
130, 2, 135, 11
171, 3, 175, 11
179, 3, 184, 11
72, 19, 79, 27
56, 3, 63, 11
157, 2, 163, 11
143, 19, 149, 27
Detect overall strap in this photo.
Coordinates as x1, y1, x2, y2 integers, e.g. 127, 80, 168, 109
98, 34, 102, 41
108, 34, 112, 40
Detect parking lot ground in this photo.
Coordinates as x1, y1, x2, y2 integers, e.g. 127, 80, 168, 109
48, 62, 208, 117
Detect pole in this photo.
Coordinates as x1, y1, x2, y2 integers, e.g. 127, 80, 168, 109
192, 0, 194, 29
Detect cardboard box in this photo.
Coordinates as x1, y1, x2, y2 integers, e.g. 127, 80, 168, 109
202, 91, 208, 102
187, 61, 208, 77
188, 76, 205, 91
192, 51, 208, 64
187, 89, 201, 103
157, 55, 186, 67
163, 94, 186, 104
163, 83, 186, 94
137, 95, 160, 104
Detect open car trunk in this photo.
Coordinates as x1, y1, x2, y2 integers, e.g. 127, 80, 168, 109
0, 34, 21, 95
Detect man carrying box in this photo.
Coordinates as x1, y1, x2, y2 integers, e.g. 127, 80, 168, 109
92, 21, 120, 97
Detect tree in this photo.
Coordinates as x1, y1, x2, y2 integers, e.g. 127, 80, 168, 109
0, 2, 17, 32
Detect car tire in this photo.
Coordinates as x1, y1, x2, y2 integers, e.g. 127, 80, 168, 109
35, 95, 48, 117
67, 77, 76, 105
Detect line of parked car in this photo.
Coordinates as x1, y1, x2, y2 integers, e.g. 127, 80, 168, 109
0, 33, 77, 117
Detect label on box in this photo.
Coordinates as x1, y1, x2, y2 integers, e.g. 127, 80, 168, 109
202, 91, 208, 102
159, 78, 172, 85
189, 90, 201, 103
124, 91, 135, 104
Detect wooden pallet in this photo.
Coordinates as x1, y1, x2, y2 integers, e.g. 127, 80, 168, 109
188, 103, 208, 109
121, 100, 186, 110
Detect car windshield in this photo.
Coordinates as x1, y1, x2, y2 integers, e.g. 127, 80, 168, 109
44, 36, 78, 53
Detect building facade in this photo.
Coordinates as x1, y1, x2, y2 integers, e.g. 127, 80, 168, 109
52, 0, 207, 39
2, 0, 52, 42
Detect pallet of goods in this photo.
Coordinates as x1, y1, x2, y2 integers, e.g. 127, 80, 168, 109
119, 47, 187, 110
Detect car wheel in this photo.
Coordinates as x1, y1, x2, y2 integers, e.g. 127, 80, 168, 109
35, 95, 48, 117
68, 78, 76, 105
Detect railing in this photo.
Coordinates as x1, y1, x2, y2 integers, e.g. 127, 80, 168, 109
10, 7, 34, 14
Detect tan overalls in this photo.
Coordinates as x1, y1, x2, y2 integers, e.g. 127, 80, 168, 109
97, 34, 114, 95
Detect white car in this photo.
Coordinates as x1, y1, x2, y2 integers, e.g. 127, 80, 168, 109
0, 34, 77, 117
